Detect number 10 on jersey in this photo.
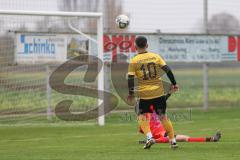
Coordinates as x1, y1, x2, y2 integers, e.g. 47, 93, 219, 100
140, 62, 157, 80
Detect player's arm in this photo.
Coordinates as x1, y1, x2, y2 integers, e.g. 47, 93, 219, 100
127, 60, 136, 102
128, 75, 134, 96
162, 65, 176, 85
161, 65, 179, 92
157, 55, 179, 92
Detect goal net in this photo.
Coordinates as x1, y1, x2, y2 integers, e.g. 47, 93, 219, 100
0, 10, 104, 125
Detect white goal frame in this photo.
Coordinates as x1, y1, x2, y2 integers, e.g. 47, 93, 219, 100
0, 10, 105, 126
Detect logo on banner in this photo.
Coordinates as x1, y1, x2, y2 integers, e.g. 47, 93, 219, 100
104, 34, 136, 61
19, 35, 55, 55
228, 36, 240, 61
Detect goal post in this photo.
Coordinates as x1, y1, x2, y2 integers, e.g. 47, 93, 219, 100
97, 15, 105, 126
0, 10, 105, 125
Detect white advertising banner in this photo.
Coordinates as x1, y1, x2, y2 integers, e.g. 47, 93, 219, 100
16, 33, 240, 63
100, 34, 239, 62
157, 35, 239, 62
16, 33, 68, 64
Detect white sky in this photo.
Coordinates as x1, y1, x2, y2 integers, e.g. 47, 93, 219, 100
123, 0, 240, 33
0, 0, 240, 33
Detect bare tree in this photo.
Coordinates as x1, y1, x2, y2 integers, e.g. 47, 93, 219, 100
207, 12, 240, 34
0, 33, 14, 66
103, 0, 124, 33
58, 0, 124, 33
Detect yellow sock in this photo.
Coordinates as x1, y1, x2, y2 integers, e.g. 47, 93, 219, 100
161, 117, 175, 140
138, 113, 151, 136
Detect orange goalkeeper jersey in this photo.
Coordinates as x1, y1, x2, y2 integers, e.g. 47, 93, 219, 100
139, 112, 166, 139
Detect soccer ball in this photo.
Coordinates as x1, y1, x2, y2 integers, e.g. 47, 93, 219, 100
115, 14, 129, 29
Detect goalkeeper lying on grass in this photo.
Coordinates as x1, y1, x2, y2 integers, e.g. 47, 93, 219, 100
138, 94, 222, 144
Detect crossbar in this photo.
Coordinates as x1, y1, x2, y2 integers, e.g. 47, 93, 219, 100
0, 10, 102, 17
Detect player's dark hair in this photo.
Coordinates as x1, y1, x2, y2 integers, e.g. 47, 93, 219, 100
135, 36, 147, 48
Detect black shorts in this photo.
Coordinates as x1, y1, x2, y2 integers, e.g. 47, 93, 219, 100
135, 95, 167, 115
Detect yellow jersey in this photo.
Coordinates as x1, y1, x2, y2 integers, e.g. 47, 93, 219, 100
128, 51, 166, 99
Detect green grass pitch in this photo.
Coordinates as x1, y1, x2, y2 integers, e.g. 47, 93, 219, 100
0, 107, 239, 160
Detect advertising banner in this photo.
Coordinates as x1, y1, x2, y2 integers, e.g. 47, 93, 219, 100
158, 35, 239, 62
101, 34, 239, 62
15, 33, 89, 64
16, 33, 240, 63
16, 33, 67, 64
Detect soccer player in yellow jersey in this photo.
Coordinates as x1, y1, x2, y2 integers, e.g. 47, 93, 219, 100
127, 36, 179, 149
